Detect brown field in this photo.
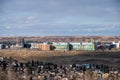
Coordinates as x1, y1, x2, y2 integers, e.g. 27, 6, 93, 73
0, 49, 120, 67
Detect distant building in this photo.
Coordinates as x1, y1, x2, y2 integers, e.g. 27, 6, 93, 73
81, 42, 95, 51
112, 41, 120, 49
69, 42, 82, 50
15, 37, 25, 49
53, 42, 69, 51
38, 43, 53, 51
0, 44, 6, 49
30, 43, 39, 49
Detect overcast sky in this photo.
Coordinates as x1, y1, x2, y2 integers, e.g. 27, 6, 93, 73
0, 0, 120, 36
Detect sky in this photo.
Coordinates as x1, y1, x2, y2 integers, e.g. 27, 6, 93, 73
0, 0, 120, 36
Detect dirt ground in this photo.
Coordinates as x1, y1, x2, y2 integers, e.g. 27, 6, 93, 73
0, 49, 120, 67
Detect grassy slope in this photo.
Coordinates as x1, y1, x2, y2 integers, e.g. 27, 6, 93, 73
0, 49, 120, 67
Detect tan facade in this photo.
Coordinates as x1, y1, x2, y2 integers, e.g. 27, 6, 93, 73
38, 44, 52, 50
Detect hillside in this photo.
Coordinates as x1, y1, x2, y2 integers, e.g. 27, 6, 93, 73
0, 50, 120, 67
0, 36, 120, 43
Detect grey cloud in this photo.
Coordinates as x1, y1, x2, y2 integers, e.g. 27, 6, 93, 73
0, 0, 120, 36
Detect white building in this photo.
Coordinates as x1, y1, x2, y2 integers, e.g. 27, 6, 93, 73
30, 43, 39, 49
112, 41, 120, 48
